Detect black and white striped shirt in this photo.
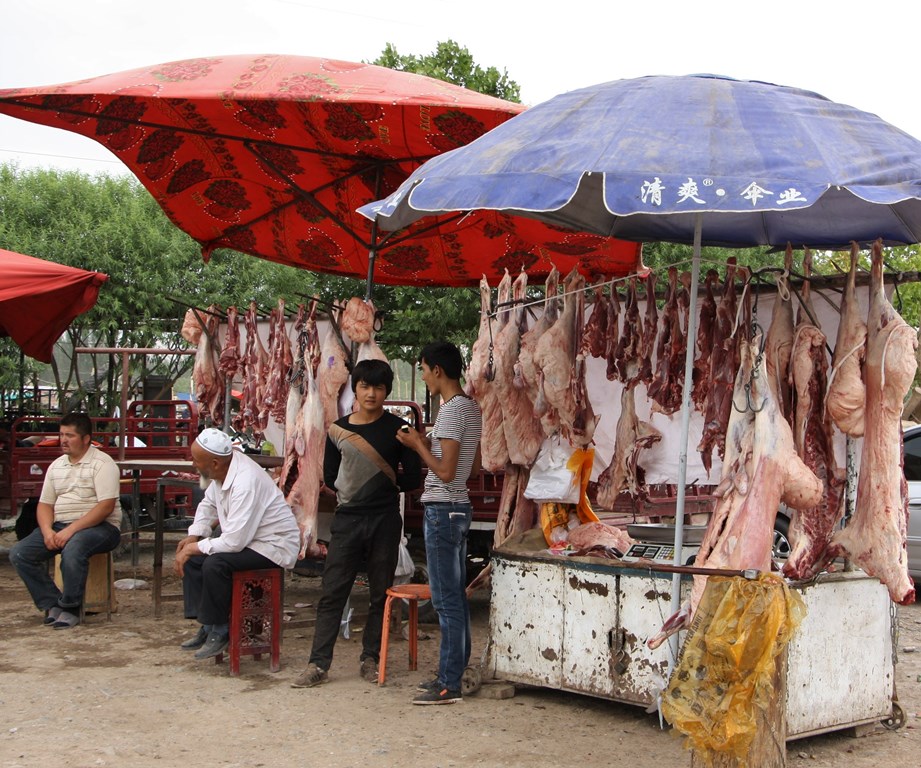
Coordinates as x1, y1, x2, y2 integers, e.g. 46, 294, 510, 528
421, 394, 483, 504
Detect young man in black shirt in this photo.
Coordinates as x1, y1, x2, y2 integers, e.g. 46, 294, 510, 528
292, 359, 421, 688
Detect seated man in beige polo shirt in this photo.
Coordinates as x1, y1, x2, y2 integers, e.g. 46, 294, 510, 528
10, 412, 123, 629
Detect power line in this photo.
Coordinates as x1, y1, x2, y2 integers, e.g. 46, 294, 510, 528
0, 147, 124, 165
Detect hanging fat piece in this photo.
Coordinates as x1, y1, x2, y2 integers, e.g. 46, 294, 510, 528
467, 272, 511, 472
783, 248, 846, 580
339, 297, 376, 343
495, 271, 544, 467
825, 242, 867, 437
829, 240, 917, 605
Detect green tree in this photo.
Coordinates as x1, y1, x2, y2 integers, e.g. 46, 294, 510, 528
0, 165, 323, 415
372, 40, 521, 103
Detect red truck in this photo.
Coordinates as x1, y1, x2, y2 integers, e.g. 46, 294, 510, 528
0, 400, 199, 530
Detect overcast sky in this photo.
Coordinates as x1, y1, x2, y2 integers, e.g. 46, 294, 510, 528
2, 1, 920, 176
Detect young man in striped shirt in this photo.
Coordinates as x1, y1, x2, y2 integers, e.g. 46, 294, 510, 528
397, 341, 482, 705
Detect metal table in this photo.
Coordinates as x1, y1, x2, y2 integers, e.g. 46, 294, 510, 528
117, 455, 283, 617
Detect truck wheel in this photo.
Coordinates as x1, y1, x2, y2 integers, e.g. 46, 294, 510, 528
461, 665, 482, 695
772, 514, 792, 560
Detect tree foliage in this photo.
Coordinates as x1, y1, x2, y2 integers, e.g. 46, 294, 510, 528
0, 165, 322, 415
372, 40, 521, 104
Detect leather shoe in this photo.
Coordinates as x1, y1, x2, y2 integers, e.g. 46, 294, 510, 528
180, 625, 210, 650
194, 631, 229, 660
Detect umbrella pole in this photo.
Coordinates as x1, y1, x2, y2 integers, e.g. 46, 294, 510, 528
667, 213, 703, 671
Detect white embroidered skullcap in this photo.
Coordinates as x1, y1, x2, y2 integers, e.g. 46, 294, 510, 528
195, 428, 233, 456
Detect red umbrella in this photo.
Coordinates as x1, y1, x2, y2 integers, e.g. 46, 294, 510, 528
0, 54, 641, 287
0, 249, 108, 362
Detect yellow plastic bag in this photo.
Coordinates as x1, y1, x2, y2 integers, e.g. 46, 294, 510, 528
661, 573, 806, 767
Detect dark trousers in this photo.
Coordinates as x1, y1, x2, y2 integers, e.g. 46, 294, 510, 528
182, 548, 277, 626
309, 510, 402, 670
10, 521, 121, 612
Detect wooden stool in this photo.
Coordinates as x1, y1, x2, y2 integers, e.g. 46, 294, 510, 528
216, 568, 283, 675
377, 583, 432, 686
53, 551, 116, 621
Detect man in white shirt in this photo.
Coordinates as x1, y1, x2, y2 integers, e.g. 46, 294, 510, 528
10, 412, 123, 629
175, 428, 300, 660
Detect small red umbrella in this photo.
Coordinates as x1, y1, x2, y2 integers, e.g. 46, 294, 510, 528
0, 54, 641, 287
0, 249, 108, 362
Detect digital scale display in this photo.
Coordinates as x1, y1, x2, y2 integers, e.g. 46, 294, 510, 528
623, 542, 700, 565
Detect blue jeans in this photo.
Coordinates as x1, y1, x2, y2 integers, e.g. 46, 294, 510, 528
10, 521, 121, 612
423, 502, 472, 690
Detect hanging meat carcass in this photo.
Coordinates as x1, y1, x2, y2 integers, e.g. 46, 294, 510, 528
467, 465, 539, 594
649, 336, 823, 648
467, 272, 511, 472
648, 267, 690, 415
828, 240, 917, 605
217, 305, 241, 383
519, 268, 561, 434
192, 306, 225, 426
280, 299, 326, 559
260, 299, 293, 426
698, 261, 747, 475
279, 301, 314, 510
235, 301, 270, 438
595, 385, 662, 509
603, 286, 621, 381
317, 310, 351, 431
636, 272, 659, 386
691, 270, 720, 411
825, 242, 867, 437
580, 283, 608, 359
533, 268, 588, 439
495, 271, 544, 467
613, 277, 642, 385
783, 248, 846, 581
763, 247, 795, 420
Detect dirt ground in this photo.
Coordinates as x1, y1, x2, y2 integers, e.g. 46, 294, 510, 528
0, 529, 919, 768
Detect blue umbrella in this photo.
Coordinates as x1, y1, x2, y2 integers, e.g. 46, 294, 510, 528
359, 73, 921, 248
359, 74, 921, 666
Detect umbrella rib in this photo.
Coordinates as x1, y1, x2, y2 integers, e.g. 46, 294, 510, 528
3, 100, 438, 166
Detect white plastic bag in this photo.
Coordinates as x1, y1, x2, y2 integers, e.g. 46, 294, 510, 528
393, 536, 415, 584
524, 437, 580, 503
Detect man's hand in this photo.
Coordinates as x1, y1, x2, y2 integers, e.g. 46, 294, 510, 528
173, 538, 201, 578
41, 528, 58, 551
395, 426, 430, 453
50, 527, 74, 550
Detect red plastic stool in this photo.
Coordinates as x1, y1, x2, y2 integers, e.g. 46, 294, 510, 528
216, 568, 283, 675
377, 583, 432, 686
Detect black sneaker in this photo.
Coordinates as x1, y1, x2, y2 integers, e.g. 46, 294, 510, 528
412, 687, 462, 705
193, 631, 229, 660
180, 625, 210, 650
416, 678, 441, 693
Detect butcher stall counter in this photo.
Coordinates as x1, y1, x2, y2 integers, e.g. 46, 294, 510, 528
486, 540, 898, 740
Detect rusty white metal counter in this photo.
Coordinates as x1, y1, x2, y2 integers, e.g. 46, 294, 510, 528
486, 549, 896, 740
